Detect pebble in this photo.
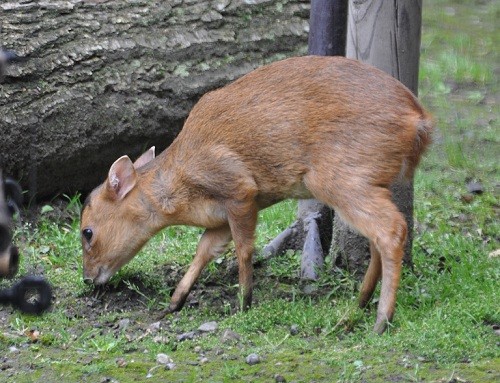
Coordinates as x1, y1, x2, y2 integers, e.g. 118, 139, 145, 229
148, 321, 161, 332
275, 374, 287, 382
199, 357, 209, 364
165, 362, 176, 370
198, 321, 218, 332
246, 353, 261, 365
489, 249, 500, 259
177, 331, 196, 342
466, 180, 484, 194
156, 353, 173, 365
290, 324, 299, 336
194, 346, 202, 353
221, 329, 241, 343
153, 335, 169, 344
493, 324, 500, 336
117, 318, 130, 330
116, 357, 127, 367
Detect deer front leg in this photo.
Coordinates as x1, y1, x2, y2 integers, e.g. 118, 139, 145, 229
165, 225, 232, 314
227, 200, 258, 311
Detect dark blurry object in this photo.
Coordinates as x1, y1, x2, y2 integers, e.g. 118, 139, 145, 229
0, 172, 52, 314
0, 276, 52, 314
0, 171, 20, 278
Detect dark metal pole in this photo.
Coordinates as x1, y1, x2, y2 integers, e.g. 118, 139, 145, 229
298, 0, 348, 279
308, 0, 348, 56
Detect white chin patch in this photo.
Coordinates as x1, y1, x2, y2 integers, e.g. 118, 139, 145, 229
94, 268, 113, 285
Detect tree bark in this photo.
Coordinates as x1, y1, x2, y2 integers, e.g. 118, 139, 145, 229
336, 0, 423, 270
0, 0, 310, 200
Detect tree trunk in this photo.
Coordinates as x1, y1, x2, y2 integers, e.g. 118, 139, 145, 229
0, 0, 310, 201
335, 0, 423, 270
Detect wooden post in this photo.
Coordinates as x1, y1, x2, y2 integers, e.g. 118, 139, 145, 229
335, 0, 423, 269
346, 0, 422, 94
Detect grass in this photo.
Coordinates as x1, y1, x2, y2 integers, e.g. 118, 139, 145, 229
1, 0, 499, 382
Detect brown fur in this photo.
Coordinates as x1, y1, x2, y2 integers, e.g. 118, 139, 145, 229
81, 56, 433, 333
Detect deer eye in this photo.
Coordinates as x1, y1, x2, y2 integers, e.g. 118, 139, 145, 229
82, 228, 93, 242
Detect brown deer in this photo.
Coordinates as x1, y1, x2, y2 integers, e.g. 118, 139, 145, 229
80, 56, 432, 333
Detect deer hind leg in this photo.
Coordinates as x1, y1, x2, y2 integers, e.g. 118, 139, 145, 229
340, 192, 406, 334
307, 177, 407, 334
167, 225, 232, 313
372, 214, 406, 334
359, 240, 382, 309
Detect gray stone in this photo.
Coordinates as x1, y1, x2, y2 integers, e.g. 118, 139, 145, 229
467, 180, 484, 195
165, 362, 176, 370
156, 353, 173, 365
246, 353, 261, 365
117, 318, 130, 330
148, 321, 161, 332
198, 321, 218, 332
176, 331, 196, 342
221, 329, 241, 343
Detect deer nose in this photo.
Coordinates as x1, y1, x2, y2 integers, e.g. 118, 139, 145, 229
83, 277, 94, 285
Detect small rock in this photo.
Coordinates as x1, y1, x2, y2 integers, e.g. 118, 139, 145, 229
165, 362, 176, 370
492, 324, 500, 336
116, 357, 127, 367
290, 324, 299, 336
275, 374, 287, 382
488, 249, 500, 259
467, 180, 484, 195
199, 357, 209, 364
148, 321, 161, 332
156, 353, 173, 365
153, 335, 169, 344
9, 346, 19, 354
417, 356, 428, 362
198, 321, 218, 332
246, 353, 261, 365
99, 378, 118, 383
194, 346, 202, 353
117, 318, 130, 330
177, 331, 196, 342
221, 329, 241, 343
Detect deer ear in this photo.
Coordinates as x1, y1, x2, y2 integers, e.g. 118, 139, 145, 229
107, 156, 137, 200
134, 146, 155, 169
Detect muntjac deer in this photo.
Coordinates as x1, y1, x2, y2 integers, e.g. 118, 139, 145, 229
81, 56, 432, 333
